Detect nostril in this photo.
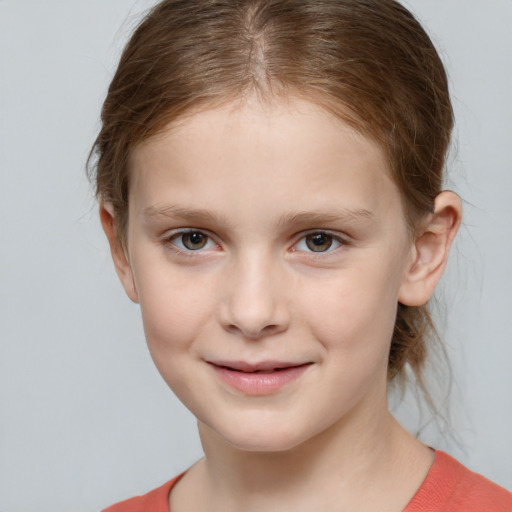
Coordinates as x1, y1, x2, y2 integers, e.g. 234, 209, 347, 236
218, 286, 290, 339
225, 323, 286, 340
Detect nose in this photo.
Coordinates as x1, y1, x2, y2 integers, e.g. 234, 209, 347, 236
218, 252, 290, 340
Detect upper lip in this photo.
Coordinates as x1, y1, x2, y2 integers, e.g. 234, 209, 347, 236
207, 360, 311, 372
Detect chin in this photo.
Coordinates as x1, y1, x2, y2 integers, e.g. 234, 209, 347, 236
207, 414, 313, 453
227, 435, 305, 454
231, 435, 301, 453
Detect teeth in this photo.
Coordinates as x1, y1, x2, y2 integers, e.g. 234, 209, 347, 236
227, 368, 282, 373
222, 366, 294, 373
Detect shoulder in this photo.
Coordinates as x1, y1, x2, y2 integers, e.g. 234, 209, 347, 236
101, 475, 183, 512
405, 451, 512, 512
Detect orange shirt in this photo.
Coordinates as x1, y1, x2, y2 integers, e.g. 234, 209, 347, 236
103, 451, 512, 512
403, 451, 512, 511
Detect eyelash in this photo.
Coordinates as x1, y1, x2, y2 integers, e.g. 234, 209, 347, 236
163, 229, 219, 256
291, 230, 347, 255
162, 229, 348, 257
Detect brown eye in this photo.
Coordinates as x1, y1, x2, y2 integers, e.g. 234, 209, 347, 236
181, 232, 208, 250
305, 233, 333, 252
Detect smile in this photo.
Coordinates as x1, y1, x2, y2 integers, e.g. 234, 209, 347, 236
207, 361, 312, 396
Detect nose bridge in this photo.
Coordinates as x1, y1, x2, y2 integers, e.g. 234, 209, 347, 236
220, 247, 289, 339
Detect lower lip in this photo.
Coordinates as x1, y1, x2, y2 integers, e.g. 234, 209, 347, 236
211, 364, 311, 396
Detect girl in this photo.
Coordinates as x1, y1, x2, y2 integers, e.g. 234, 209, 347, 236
90, 0, 512, 510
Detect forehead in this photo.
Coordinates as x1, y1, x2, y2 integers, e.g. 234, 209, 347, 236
128, 97, 402, 226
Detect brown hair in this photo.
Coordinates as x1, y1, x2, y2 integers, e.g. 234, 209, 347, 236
88, 0, 453, 389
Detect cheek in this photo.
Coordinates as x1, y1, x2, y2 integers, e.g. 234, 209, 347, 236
132, 257, 218, 359
294, 267, 401, 420
298, 261, 400, 360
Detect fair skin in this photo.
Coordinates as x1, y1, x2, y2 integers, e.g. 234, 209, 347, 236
101, 96, 461, 512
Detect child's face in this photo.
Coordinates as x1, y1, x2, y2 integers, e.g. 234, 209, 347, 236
121, 97, 416, 452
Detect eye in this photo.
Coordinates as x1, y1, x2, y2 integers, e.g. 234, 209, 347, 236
294, 232, 342, 253
168, 230, 217, 252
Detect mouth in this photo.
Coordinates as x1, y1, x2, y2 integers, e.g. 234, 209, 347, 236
207, 361, 313, 395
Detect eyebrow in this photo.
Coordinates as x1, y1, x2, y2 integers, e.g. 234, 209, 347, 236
143, 204, 373, 228
142, 205, 230, 225
277, 209, 373, 228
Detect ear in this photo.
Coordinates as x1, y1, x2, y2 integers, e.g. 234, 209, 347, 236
398, 191, 462, 306
99, 202, 139, 303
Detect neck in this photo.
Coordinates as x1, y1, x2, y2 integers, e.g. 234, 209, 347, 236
183, 402, 430, 512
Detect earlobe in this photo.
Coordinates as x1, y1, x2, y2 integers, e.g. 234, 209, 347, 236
398, 191, 462, 307
99, 202, 139, 303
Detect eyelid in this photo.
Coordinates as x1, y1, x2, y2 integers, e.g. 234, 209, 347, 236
162, 228, 220, 254
290, 229, 349, 254
160, 227, 350, 256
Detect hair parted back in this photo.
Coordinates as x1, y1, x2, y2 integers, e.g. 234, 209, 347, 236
89, 0, 454, 390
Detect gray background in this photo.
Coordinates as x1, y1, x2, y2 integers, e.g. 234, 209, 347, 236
1, 1, 511, 510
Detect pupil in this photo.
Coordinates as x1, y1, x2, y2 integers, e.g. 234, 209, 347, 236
306, 233, 332, 252
189, 233, 203, 244
183, 232, 207, 250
